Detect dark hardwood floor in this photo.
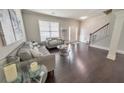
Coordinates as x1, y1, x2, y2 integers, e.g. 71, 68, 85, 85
46, 43, 124, 83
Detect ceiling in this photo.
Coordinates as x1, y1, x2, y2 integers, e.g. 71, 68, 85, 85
28, 9, 108, 20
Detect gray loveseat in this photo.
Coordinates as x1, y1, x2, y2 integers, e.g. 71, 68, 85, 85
46, 38, 64, 49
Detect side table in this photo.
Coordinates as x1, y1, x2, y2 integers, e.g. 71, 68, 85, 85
29, 65, 48, 83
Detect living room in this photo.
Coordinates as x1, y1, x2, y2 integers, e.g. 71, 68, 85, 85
1, 9, 124, 83
1, 0, 124, 93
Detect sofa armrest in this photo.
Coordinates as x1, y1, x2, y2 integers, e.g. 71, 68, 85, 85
20, 54, 55, 72
37, 54, 55, 71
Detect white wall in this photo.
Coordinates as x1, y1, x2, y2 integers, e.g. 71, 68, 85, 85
0, 9, 26, 61
107, 11, 124, 60
22, 10, 80, 42
79, 14, 109, 43
118, 23, 124, 51
79, 11, 124, 54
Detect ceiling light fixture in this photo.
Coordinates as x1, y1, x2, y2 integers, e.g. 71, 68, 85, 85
80, 16, 88, 20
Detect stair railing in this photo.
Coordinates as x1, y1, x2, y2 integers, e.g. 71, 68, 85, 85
89, 23, 110, 45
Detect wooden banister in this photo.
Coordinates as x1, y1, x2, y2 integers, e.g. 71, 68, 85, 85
90, 23, 110, 36
89, 23, 110, 45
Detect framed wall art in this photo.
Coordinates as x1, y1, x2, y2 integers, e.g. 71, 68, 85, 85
8, 9, 23, 41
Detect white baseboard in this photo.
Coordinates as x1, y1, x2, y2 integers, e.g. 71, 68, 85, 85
117, 50, 124, 54
107, 53, 116, 61
90, 44, 124, 55
79, 40, 89, 43
71, 41, 81, 44
90, 44, 109, 51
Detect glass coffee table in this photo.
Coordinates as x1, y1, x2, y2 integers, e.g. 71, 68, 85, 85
57, 44, 70, 56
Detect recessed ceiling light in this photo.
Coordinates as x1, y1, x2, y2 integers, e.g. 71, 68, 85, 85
80, 16, 88, 20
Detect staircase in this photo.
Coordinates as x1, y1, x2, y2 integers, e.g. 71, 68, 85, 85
89, 23, 110, 45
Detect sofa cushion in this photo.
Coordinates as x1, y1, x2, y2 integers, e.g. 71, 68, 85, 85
39, 46, 50, 56
17, 48, 32, 61
46, 38, 64, 48
48, 40, 58, 46
33, 46, 39, 52
24, 41, 33, 48
30, 49, 43, 58
7, 56, 20, 63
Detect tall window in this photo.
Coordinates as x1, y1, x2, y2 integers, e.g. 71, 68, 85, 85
39, 20, 59, 41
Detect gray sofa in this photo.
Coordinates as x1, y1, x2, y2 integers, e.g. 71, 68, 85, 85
8, 41, 55, 72
46, 38, 64, 49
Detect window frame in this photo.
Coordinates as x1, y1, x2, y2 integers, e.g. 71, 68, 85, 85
39, 20, 59, 41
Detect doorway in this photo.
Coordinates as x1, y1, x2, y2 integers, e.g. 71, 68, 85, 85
69, 26, 78, 43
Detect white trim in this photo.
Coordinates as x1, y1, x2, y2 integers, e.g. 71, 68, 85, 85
117, 50, 124, 55
107, 53, 116, 61
90, 44, 124, 55
80, 40, 89, 43
71, 41, 81, 44
90, 44, 109, 51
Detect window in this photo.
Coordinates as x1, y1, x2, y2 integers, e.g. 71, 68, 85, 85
39, 21, 59, 41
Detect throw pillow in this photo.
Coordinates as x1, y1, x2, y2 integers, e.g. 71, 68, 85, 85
33, 46, 39, 52
17, 48, 32, 61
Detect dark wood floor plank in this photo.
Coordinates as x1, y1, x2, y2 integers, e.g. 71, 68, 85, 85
46, 43, 124, 83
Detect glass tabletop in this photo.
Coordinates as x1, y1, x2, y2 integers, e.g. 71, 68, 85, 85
0, 61, 22, 83
0, 59, 48, 83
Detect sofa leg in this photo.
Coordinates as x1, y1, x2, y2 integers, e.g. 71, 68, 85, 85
48, 70, 54, 76
46, 70, 55, 83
